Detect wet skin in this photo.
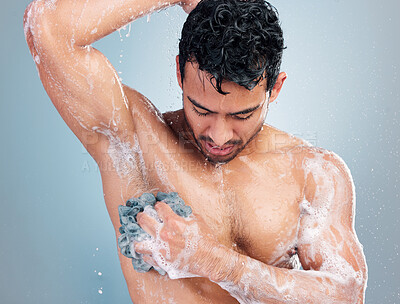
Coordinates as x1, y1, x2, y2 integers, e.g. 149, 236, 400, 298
24, 0, 367, 302
109, 63, 308, 302
117, 89, 309, 303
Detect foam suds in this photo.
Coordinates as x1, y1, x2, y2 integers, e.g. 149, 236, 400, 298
93, 127, 148, 186
154, 158, 175, 191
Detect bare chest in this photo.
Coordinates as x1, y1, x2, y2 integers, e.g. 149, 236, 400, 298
103, 134, 306, 303
154, 153, 305, 269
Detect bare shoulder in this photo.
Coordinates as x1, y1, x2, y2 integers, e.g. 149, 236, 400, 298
292, 144, 355, 217
263, 124, 351, 170
261, 125, 354, 201
294, 144, 353, 178
260, 124, 313, 153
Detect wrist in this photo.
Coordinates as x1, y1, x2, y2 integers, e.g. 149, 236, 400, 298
196, 240, 245, 283
214, 248, 246, 284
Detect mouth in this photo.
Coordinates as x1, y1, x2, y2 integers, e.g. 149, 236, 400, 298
204, 141, 235, 156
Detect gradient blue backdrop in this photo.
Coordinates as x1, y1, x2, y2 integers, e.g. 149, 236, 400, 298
1, 0, 399, 303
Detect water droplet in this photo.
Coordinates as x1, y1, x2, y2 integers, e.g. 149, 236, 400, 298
125, 23, 132, 38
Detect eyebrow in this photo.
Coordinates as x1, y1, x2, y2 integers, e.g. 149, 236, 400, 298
187, 96, 261, 116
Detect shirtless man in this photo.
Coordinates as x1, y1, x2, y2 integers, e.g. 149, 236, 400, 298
24, 0, 367, 302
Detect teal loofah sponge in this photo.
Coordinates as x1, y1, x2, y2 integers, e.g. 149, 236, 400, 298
118, 192, 192, 274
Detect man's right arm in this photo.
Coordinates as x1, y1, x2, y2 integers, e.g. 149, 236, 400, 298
23, 0, 182, 158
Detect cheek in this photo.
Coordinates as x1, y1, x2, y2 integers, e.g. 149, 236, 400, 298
185, 110, 207, 133
194, 120, 211, 136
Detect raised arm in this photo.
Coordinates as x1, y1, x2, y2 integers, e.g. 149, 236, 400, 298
23, 0, 187, 158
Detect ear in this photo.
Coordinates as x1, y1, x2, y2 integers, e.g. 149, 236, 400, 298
176, 55, 183, 90
268, 72, 287, 103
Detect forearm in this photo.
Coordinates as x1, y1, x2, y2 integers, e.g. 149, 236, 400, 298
25, 0, 180, 47
211, 248, 363, 304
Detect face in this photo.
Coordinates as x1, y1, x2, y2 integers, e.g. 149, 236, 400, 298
176, 57, 286, 164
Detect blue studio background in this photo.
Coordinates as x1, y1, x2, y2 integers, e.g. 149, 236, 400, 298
1, 0, 399, 303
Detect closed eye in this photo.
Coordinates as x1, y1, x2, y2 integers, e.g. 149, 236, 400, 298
232, 113, 254, 120
192, 106, 210, 117
192, 104, 255, 120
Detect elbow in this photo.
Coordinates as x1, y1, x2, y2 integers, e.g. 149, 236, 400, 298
323, 266, 367, 304
341, 270, 367, 304
23, 2, 36, 55
23, 1, 58, 57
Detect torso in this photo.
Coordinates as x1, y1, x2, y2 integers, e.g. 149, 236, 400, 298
100, 91, 311, 304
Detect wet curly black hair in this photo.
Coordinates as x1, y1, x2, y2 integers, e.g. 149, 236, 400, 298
178, 0, 285, 95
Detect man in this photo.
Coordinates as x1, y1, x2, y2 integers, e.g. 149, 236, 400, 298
24, 0, 367, 302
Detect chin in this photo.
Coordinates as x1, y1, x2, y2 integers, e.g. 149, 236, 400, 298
206, 157, 230, 165
202, 147, 242, 165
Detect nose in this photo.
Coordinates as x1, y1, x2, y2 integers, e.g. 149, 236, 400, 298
207, 116, 233, 147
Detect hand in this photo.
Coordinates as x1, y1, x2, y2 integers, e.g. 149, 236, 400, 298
135, 202, 230, 280
179, 0, 201, 14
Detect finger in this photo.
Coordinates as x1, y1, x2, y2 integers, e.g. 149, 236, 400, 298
142, 254, 159, 268
137, 211, 160, 238
143, 205, 163, 223
154, 202, 177, 223
134, 239, 153, 255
